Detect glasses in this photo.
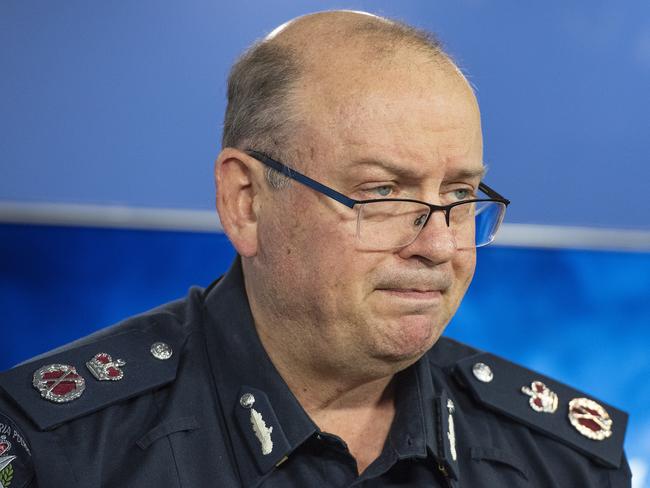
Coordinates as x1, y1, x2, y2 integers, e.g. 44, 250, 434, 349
246, 150, 510, 250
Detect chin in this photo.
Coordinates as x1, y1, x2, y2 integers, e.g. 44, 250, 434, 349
374, 314, 442, 364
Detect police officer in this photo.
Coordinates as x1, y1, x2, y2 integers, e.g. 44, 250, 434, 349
0, 11, 631, 487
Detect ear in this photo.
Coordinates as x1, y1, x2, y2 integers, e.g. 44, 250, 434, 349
215, 148, 262, 257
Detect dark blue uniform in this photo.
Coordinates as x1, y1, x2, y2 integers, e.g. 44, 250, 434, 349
0, 259, 631, 487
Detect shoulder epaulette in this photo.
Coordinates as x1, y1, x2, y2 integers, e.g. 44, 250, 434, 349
0, 328, 182, 431
453, 352, 628, 469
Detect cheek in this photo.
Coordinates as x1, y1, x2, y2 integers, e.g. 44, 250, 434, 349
286, 198, 358, 263
299, 226, 369, 314
262, 205, 351, 286
258, 187, 367, 296
452, 249, 476, 296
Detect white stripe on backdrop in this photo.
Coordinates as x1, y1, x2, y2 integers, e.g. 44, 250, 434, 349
1, 201, 649, 252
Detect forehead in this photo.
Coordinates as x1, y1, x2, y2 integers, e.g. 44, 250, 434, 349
292, 48, 483, 179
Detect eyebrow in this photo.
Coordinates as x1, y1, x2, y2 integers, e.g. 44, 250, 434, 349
349, 159, 417, 179
444, 166, 488, 181
351, 158, 487, 181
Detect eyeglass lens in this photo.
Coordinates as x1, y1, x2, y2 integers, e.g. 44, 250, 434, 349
356, 200, 506, 250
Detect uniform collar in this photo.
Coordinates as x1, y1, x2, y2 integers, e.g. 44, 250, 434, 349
201, 258, 452, 485
202, 258, 317, 486
390, 351, 461, 465
389, 359, 435, 459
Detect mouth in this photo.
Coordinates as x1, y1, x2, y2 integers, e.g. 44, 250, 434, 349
376, 288, 443, 301
373, 273, 452, 307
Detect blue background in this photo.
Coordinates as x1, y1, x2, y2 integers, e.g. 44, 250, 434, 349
2, 0, 650, 229
1, 224, 648, 483
1, 1, 649, 485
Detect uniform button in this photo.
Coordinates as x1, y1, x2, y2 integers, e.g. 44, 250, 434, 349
472, 362, 494, 383
240, 393, 255, 409
150, 342, 173, 360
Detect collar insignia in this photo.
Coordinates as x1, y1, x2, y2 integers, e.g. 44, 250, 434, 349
240, 393, 274, 455
446, 399, 458, 461
250, 408, 274, 455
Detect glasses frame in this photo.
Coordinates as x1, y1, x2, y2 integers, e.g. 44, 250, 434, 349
245, 149, 510, 244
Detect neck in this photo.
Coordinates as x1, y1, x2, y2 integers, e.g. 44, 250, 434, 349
247, 279, 400, 474
260, 323, 397, 474
254, 305, 397, 411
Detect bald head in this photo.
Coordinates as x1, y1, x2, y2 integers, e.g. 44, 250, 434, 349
222, 10, 467, 170
266, 11, 447, 66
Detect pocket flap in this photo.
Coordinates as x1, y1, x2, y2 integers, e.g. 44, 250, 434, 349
470, 446, 530, 481
137, 416, 200, 450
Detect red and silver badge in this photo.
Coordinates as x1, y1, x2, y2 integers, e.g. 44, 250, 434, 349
521, 380, 558, 413
32, 364, 86, 403
86, 353, 126, 381
568, 397, 613, 440
0, 436, 17, 488
0, 435, 12, 457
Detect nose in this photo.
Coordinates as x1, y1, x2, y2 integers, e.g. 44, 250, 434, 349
397, 210, 456, 264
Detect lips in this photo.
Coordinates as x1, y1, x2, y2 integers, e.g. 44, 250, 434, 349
380, 287, 440, 293
373, 272, 452, 305
375, 276, 452, 295
377, 288, 442, 299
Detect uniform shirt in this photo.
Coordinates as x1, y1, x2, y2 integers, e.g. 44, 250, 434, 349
0, 258, 631, 487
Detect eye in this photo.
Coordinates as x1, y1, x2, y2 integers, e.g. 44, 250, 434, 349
369, 185, 393, 197
452, 188, 473, 201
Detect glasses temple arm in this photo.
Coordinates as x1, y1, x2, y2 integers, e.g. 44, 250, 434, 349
479, 182, 510, 205
246, 150, 357, 208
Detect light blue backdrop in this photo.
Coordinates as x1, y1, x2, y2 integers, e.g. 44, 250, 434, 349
1, 0, 649, 229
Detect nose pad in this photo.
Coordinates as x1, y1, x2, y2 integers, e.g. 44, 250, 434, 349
405, 211, 457, 256
422, 211, 455, 239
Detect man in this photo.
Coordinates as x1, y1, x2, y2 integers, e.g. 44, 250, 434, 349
0, 10, 630, 487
